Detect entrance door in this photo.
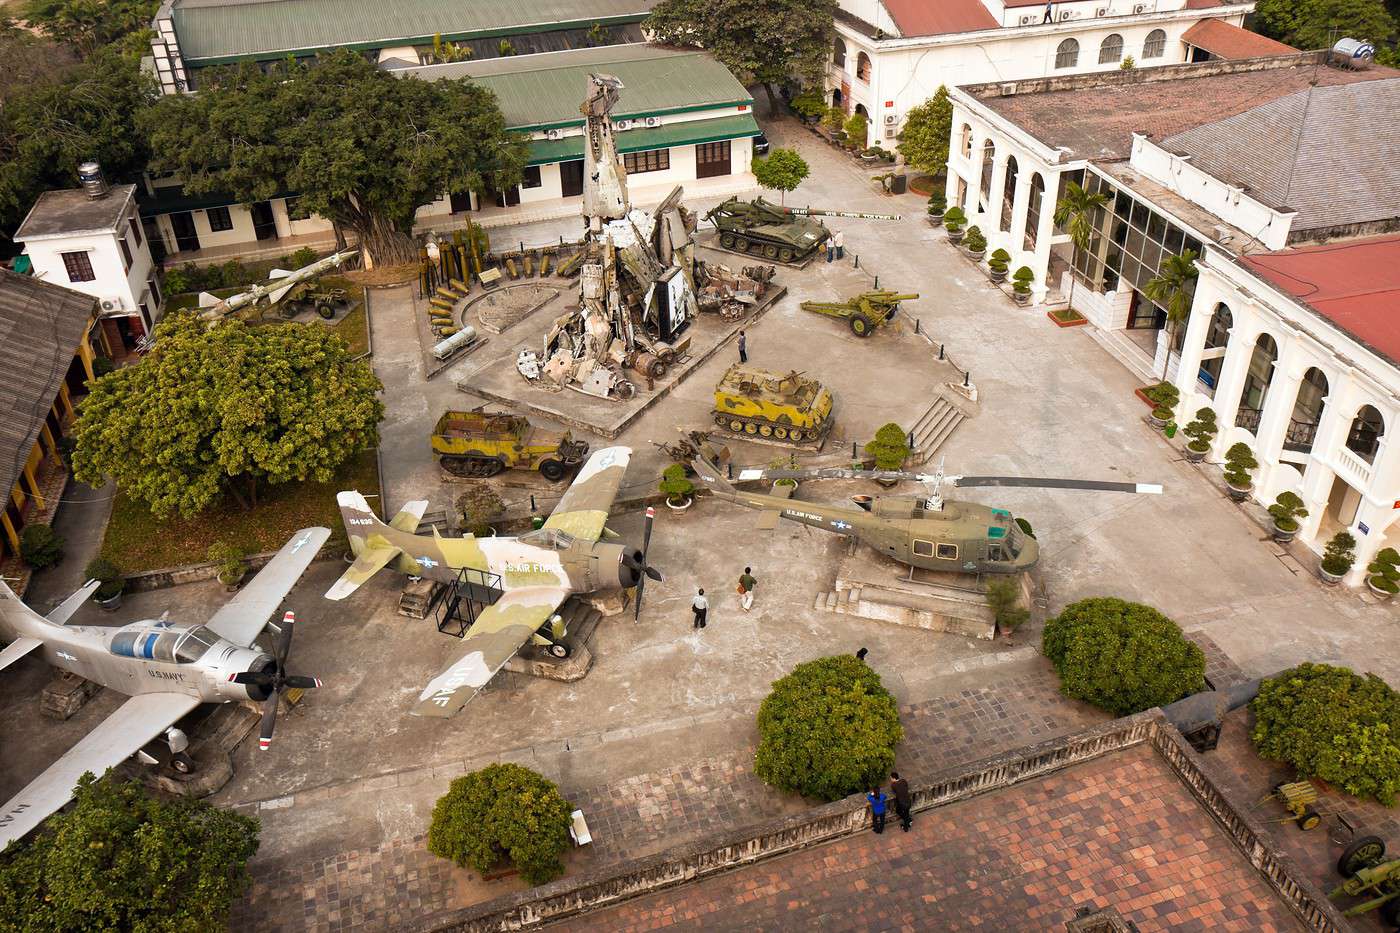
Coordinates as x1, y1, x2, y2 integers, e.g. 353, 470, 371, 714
142, 217, 167, 264
560, 160, 584, 198
492, 184, 521, 208
169, 211, 200, 253
250, 201, 277, 240
695, 141, 732, 179
449, 190, 473, 213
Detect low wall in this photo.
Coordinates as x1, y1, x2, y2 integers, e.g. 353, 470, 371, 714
124, 550, 345, 593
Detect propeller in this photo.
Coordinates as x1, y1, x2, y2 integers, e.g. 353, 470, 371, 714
228, 611, 322, 750
626, 506, 663, 622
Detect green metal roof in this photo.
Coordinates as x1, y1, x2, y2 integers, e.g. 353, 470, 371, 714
171, 0, 655, 63
527, 112, 760, 165
404, 45, 753, 130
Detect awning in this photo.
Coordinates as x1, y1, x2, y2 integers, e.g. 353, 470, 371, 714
527, 112, 761, 166
1180, 19, 1295, 59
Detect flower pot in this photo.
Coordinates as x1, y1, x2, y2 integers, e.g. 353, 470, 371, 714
1318, 565, 1346, 585
1272, 520, 1297, 543
989, 268, 1007, 283
1367, 578, 1395, 599
218, 572, 245, 594
1225, 481, 1252, 502
874, 477, 899, 488
1148, 413, 1168, 430
1184, 446, 1207, 463
96, 591, 123, 612
965, 247, 986, 262
665, 495, 693, 511
926, 213, 944, 228
1013, 290, 1030, 306
946, 229, 964, 244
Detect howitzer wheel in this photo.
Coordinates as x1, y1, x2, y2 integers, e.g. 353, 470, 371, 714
547, 642, 570, 659
539, 459, 567, 482
720, 233, 736, 249
1380, 898, 1400, 925
1339, 835, 1386, 877
778, 247, 795, 263
1298, 808, 1321, 831
849, 313, 873, 337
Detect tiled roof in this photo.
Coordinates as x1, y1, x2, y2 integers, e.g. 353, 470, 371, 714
170, 0, 655, 62
398, 45, 752, 129
1181, 19, 1294, 58
879, 0, 997, 36
14, 186, 135, 241
1162, 78, 1400, 230
0, 271, 95, 503
1241, 234, 1400, 367
975, 55, 1395, 162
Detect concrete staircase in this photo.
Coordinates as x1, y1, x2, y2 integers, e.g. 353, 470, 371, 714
1086, 325, 1158, 385
908, 395, 966, 465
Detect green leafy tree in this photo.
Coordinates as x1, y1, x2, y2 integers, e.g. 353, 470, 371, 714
1042, 597, 1205, 715
1254, 0, 1396, 50
19, 0, 157, 59
866, 422, 910, 470
72, 313, 383, 518
0, 773, 259, 931
659, 463, 695, 504
19, 524, 64, 568
427, 763, 573, 885
1052, 181, 1109, 311
751, 147, 809, 204
896, 86, 953, 177
843, 111, 868, 149
1251, 663, 1400, 804
1142, 250, 1199, 378
755, 655, 904, 800
141, 50, 528, 266
645, 0, 837, 111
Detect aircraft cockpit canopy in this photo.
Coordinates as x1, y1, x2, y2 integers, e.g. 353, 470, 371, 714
110, 624, 220, 664
519, 527, 576, 550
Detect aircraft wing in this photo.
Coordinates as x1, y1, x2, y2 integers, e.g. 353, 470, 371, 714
0, 691, 201, 850
0, 637, 43, 676
204, 527, 330, 647
542, 446, 631, 543
414, 589, 567, 718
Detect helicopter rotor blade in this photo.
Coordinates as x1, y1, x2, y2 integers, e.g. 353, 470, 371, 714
950, 476, 1163, 494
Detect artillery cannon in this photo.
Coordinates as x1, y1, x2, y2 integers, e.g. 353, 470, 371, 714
704, 197, 900, 264
1331, 834, 1400, 924
799, 290, 918, 337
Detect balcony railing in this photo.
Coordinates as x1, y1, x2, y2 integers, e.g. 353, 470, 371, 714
1334, 445, 1374, 489
1282, 419, 1318, 454
1235, 407, 1261, 432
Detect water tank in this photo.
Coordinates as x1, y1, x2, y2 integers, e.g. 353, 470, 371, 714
1331, 38, 1375, 68
78, 161, 109, 199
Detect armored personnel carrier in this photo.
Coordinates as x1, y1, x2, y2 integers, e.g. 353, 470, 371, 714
431, 410, 589, 481
704, 197, 899, 264
711, 364, 834, 443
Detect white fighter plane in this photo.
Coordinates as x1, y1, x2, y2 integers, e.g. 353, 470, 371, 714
0, 527, 329, 850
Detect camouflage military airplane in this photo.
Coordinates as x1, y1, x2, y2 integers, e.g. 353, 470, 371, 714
691, 456, 1162, 574
0, 528, 328, 849
326, 446, 660, 718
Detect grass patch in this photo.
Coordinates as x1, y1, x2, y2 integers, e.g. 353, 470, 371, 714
100, 448, 381, 572
1050, 308, 1085, 323
331, 301, 369, 356
165, 287, 241, 313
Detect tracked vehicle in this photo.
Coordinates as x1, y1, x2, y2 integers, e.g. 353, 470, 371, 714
704, 197, 899, 263
431, 410, 589, 481
711, 365, 834, 443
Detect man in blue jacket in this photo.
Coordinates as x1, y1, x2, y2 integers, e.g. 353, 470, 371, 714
866, 786, 888, 834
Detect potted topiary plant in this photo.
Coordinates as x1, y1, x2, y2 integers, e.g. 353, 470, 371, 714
1267, 491, 1309, 543
84, 557, 125, 611
1319, 531, 1356, 585
943, 206, 966, 244
866, 423, 911, 486
821, 106, 845, 142
456, 483, 505, 535
1148, 405, 1173, 430
1012, 266, 1034, 306
790, 89, 826, 124
963, 225, 987, 262
988, 248, 1010, 283
1181, 407, 1217, 462
769, 454, 799, 496
660, 463, 695, 510
1222, 442, 1258, 501
207, 541, 247, 592
926, 193, 947, 227
1367, 547, 1399, 599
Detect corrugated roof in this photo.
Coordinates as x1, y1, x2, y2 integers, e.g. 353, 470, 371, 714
171, 0, 655, 62
879, 0, 997, 37
1181, 19, 1295, 58
0, 270, 95, 504
527, 112, 760, 164
400, 45, 752, 129
1162, 79, 1400, 231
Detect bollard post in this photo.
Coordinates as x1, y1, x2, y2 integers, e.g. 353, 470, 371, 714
727, 462, 733, 480
874, 274, 879, 289
915, 318, 921, 335
852, 441, 857, 459
938, 344, 945, 360
530, 495, 536, 512
854, 254, 860, 270
520, 240, 524, 256
909, 432, 915, 450
963, 371, 970, 387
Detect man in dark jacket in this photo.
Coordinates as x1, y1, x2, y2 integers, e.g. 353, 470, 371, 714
890, 771, 912, 832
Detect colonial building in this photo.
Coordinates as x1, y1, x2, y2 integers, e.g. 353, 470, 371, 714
827, 0, 1264, 148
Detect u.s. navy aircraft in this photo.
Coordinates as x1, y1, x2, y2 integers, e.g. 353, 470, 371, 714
326, 446, 660, 718
0, 527, 329, 850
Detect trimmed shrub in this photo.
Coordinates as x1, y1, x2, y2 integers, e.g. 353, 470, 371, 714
1042, 597, 1204, 715
207, 541, 246, 584
1267, 491, 1308, 532
963, 225, 987, 252
1223, 442, 1258, 489
943, 206, 966, 232
1251, 663, 1400, 804
427, 763, 573, 885
866, 422, 910, 471
659, 464, 694, 503
1182, 407, 1217, 453
986, 578, 1029, 632
1141, 381, 1178, 408
456, 483, 505, 535
1321, 531, 1356, 576
926, 192, 947, 214
1369, 547, 1400, 594
755, 655, 904, 801
19, 524, 64, 569
84, 557, 124, 600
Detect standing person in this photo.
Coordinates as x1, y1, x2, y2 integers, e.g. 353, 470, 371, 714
856, 647, 869, 662
1042, 0, 1054, 22
738, 330, 748, 364
738, 566, 757, 612
824, 236, 833, 263
692, 588, 708, 629
833, 229, 846, 261
866, 786, 887, 834
890, 771, 912, 832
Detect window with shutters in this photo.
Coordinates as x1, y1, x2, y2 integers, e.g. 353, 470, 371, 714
128, 216, 142, 246
1099, 34, 1123, 64
624, 148, 670, 174
118, 236, 133, 271
521, 165, 542, 188
1055, 38, 1079, 69
61, 251, 95, 282
206, 206, 233, 231
1143, 29, 1166, 58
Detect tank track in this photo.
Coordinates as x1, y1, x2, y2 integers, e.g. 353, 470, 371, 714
439, 455, 505, 478
716, 233, 804, 265
711, 412, 827, 443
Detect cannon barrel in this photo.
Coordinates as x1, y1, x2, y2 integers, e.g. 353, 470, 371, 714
867, 292, 920, 301
788, 207, 902, 221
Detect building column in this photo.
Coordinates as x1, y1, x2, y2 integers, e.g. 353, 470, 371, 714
1297, 377, 1356, 544
76, 330, 97, 382
0, 511, 18, 555
22, 451, 45, 511
1208, 322, 1261, 458
1009, 175, 1032, 258
39, 422, 58, 459
1030, 178, 1058, 302
1254, 340, 1307, 494
987, 154, 1009, 238
964, 133, 986, 216
1172, 298, 1216, 418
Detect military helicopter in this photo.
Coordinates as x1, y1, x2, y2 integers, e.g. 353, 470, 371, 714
689, 457, 1162, 574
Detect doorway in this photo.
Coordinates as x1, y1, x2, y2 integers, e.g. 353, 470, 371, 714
695, 140, 732, 179
169, 211, 200, 253
560, 160, 584, 198
250, 201, 277, 240
449, 190, 473, 213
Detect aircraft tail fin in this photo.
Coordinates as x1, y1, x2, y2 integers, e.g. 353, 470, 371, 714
389, 500, 430, 533
689, 454, 734, 494
46, 580, 102, 625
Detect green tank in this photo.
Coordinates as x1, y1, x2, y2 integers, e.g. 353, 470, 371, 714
704, 197, 900, 263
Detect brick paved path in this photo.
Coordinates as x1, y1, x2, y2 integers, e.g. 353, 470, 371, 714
550, 744, 1304, 933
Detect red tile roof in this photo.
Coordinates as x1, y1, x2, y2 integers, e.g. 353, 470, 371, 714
882, 0, 997, 36
1242, 235, 1400, 365
1182, 19, 1295, 58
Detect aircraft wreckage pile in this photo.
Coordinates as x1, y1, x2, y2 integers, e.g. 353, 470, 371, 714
516, 73, 775, 400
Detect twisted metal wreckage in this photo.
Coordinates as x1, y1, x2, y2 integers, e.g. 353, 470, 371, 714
516, 73, 775, 399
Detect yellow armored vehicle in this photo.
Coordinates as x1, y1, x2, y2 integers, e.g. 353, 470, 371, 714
431, 410, 589, 481
711, 365, 834, 443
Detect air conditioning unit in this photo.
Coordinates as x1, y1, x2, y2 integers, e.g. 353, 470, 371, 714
544, 128, 562, 140
1132, 2, 1147, 11
883, 113, 898, 125
99, 296, 124, 314
644, 116, 662, 128
1096, 6, 1110, 15
1018, 13, 1037, 24
614, 119, 633, 131
1059, 9, 1076, 20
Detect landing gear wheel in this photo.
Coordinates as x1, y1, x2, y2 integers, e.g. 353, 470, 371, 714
759, 424, 773, 437
774, 427, 789, 440
778, 247, 795, 263
1298, 808, 1321, 831
539, 459, 566, 482
548, 642, 571, 659
744, 421, 759, 435
1339, 835, 1386, 877
171, 752, 195, 775
763, 244, 779, 259
849, 313, 873, 337
720, 233, 736, 249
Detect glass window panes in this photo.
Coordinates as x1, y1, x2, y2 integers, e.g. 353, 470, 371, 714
1055, 38, 1079, 69
1130, 200, 1150, 230
207, 206, 233, 231
1143, 29, 1166, 59
1099, 34, 1123, 64
1147, 212, 1167, 243
1164, 227, 1185, 254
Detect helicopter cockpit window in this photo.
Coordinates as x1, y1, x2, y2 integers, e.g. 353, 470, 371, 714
912, 539, 934, 557
519, 527, 575, 550
1007, 521, 1024, 557
937, 543, 959, 560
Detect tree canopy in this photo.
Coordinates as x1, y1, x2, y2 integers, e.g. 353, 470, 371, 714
72, 313, 383, 518
751, 148, 809, 203
0, 773, 259, 932
141, 50, 529, 265
427, 763, 573, 886
896, 86, 953, 177
645, 0, 836, 109
18, 0, 159, 59
1254, 0, 1396, 51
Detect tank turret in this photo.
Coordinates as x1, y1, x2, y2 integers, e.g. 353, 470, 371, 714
711, 364, 834, 444
704, 197, 900, 263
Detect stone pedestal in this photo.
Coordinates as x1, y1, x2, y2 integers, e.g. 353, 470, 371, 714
40, 671, 101, 720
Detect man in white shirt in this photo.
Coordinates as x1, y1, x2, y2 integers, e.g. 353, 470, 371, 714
692, 588, 708, 629
833, 229, 846, 261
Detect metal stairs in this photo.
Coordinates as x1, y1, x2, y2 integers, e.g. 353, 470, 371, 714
908, 395, 966, 465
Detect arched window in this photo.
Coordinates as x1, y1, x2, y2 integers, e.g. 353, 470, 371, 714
1143, 28, 1166, 59
1348, 405, 1387, 463
1024, 172, 1045, 251
979, 140, 995, 205
1099, 34, 1123, 64
856, 51, 872, 82
833, 37, 847, 68
1199, 302, 1232, 390
1001, 155, 1019, 232
1055, 38, 1079, 69
1236, 333, 1278, 429
1287, 368, 1330, 453
959, 123, 973, 159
